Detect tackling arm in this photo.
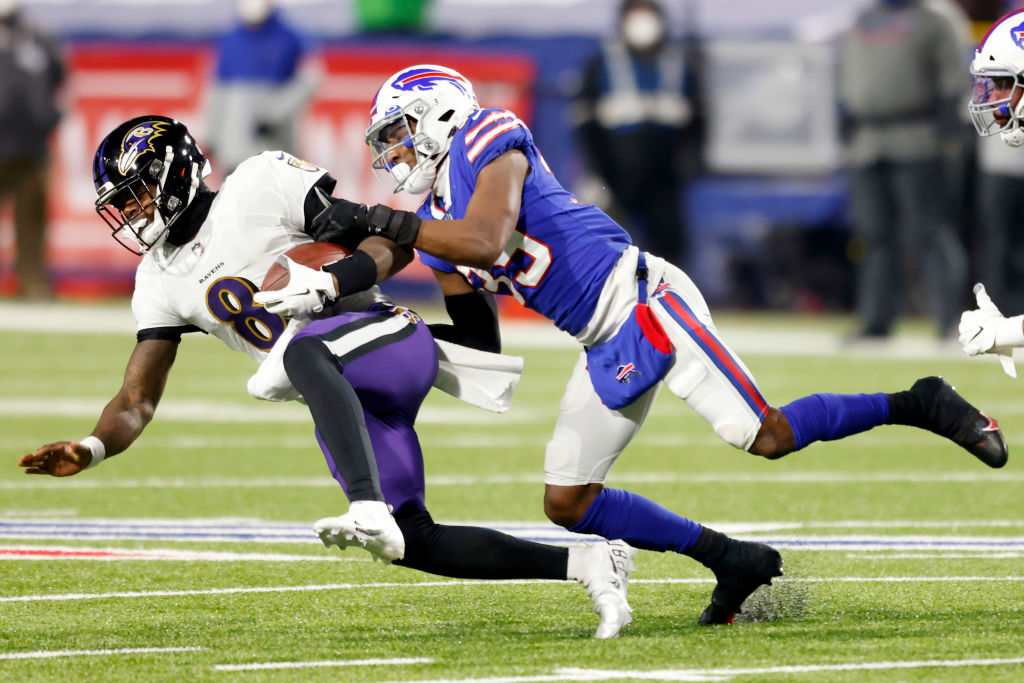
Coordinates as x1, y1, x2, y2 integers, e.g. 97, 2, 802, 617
413, 150, 529, 268
18, 339, 179, 476
307, 149, 529, 270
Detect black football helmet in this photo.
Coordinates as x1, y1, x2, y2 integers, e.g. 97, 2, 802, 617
92, 115, 209, 254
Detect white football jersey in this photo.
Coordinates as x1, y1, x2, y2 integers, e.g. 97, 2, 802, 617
131, 151, 386, 362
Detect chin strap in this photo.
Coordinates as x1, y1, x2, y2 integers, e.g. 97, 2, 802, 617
1001, 99, 1024, 147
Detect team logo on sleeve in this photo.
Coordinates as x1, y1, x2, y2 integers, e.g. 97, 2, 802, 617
281, 154, 321, 172
117, 121, 169, 175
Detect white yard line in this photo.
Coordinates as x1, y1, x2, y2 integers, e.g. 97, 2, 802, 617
848, 552, 1023, 559
364, 657, 1024, 683
0, 545, 350, 562
213, 657, 432, 672
0, 646, 201, 661
3, 471, 1022, 491
3, 575, 1023, 604
3, 518, 1024, 548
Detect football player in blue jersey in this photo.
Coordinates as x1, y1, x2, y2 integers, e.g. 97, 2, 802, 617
264, 65, 1009, 625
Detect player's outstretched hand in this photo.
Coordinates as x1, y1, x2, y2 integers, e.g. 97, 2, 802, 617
958, 283, 1020, 377
254, 256, 339, 319
19, 441, 92, 477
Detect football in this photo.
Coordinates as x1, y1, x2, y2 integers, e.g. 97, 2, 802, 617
261, 242, 352, 291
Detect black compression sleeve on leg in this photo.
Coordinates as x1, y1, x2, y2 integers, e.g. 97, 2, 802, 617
283, 336, 382, 502
322, 249, 378, 298
393, 509, 568, 580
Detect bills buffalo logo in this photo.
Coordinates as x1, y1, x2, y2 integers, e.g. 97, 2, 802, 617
391, 68, 472, 97
616, 363, 639, 384
1013, 21, 1024, 50
118, 121, 169, 176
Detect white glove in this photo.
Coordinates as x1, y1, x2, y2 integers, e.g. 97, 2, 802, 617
253, 256, 339, 319
958, 283, 1022, 377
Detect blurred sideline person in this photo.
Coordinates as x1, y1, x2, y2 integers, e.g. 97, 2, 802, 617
0, 0, 64, 299
572, 0, 701, 264
17, 115, 637, 640
266, 65, 1010, 625
959, 9, 1024, 367
204, 0, 320, 174
837, 0, 968, 339
975, 135, 1024, 314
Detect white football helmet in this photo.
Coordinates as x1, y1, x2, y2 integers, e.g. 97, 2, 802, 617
365, 65, 479, 194
969, 10, 1024, 147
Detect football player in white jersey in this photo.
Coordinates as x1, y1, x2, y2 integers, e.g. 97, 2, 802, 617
17, 115, 639, 639
277, 65, 1010, 625
958, 10, 1024, 371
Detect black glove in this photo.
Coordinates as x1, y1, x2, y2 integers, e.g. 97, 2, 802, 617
309, 196, 371, 250
365, 204, 422, 249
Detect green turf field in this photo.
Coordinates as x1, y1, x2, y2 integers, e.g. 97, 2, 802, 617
2, 309, 1022, 682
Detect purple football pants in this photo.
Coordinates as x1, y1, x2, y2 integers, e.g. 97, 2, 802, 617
293, 308, 438, 515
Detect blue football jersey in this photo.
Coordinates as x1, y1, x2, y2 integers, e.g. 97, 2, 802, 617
416, 107, 631, 335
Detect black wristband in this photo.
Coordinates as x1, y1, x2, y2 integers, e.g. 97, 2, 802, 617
322, 249, 378, 298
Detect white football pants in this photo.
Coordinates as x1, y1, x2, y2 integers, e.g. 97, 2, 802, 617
544, 246, 769, 486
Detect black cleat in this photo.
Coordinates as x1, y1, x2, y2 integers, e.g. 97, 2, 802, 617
698, 538, 784, 626
908, 376, 1008, 468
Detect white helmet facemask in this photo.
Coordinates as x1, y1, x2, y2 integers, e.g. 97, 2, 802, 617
368, 102, 444, 194
968, 67, 1024, 146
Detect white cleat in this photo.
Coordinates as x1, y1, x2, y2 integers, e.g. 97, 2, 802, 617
313, 500, 405, 563
576, 540, 637, 639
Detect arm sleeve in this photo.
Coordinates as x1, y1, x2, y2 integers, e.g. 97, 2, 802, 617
428, 290, 501, 353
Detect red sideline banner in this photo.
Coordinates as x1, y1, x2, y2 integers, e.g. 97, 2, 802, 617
0, 44, 535, 301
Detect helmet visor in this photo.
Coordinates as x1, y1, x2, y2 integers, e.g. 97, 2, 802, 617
969, 69, 1024, 136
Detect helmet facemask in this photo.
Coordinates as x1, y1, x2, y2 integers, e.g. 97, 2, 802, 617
368, 104, 441, 194
95, 146, 202, 254
969, 66, 1024, 146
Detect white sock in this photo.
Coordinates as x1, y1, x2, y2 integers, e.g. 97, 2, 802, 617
566, 545, 589, 582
